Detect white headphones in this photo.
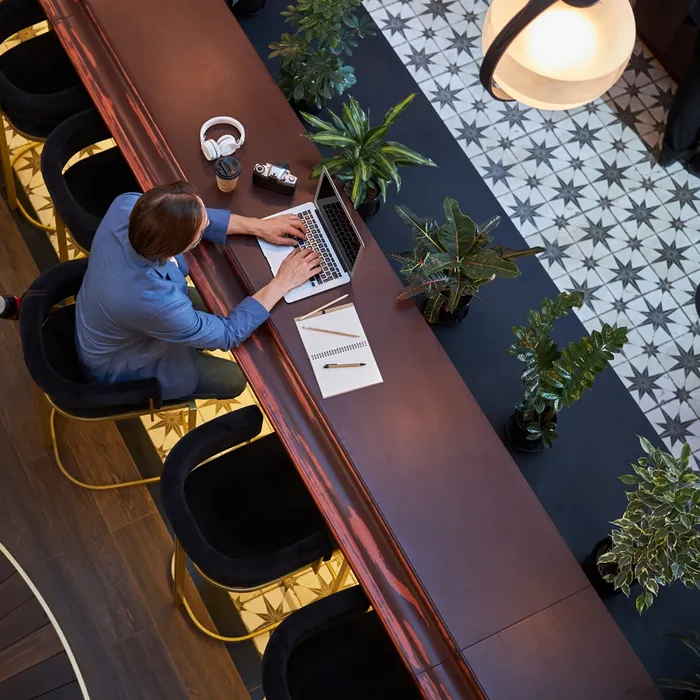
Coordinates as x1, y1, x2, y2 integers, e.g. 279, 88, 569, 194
200, 116, 246, 161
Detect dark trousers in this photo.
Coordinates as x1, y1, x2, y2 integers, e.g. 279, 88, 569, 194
664, 32, 700, 159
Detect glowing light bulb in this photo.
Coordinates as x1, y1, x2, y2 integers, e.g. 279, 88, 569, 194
522, 7, 598, 78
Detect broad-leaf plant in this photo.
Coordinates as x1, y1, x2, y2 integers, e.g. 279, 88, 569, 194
269, 0, 374, 110
508, 292, 628, 447
302, 94, 436, 208
598, 437, 700, 614
388, 197, 542, 323
660, 630, 700, 695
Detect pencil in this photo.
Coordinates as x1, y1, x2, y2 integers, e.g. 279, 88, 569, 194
323, 363, 366, 369
298, 293, 348, 321
302, 326, 360, 339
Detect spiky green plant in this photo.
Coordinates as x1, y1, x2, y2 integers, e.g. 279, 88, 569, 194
660, 630, 700, 695
301, 94, 436, 208
269, 0, 374, 110
508, 292, 628, 447
388, 198, 542, 323
598, 438, 700, 613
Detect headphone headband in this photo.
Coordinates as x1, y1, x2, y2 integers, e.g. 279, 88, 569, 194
200, 116, 245, 145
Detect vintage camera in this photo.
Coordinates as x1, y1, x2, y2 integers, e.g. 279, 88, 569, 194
252, 161, 297, 196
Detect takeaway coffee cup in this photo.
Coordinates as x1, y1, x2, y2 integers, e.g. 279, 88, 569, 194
215, 156, 241, 193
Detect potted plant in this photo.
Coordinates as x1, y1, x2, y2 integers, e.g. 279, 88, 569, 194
387, 197, 542, 324
301, 94, 436, 219
660, 630, 700, 696
590, 438, 700, 614
506, 292, 628, 451
228, 0, 266, 18
269, 0, 374, 113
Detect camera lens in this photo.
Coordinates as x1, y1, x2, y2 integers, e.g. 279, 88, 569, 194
254, 164, 264, 174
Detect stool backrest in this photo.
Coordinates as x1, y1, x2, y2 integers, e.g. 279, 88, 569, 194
19, 259, 161, 414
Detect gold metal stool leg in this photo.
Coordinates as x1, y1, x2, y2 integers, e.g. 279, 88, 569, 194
187, 400, 197, 433
0, 114, 17, 211
330, 559, 351, 594
48, 406, 160, 490
55, 212, 69, 262
169, 546, 283, 643
35, 387, 52, 449
9, 143, 56, 233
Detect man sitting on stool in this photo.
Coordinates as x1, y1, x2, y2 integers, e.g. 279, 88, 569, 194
660, 0, 700, 171
76, 182, 321, 402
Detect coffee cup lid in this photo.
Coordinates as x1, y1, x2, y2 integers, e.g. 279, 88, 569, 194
215, 156, 241, 179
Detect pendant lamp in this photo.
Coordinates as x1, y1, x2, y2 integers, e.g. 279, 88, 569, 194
480, 0, 636, 110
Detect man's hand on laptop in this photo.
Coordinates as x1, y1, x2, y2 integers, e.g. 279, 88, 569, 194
254, 214, 307, 245
253, 248, 321, 311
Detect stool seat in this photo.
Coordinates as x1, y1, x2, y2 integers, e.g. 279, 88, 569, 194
262, 586, 423, 700
184, 433, 333, 585
39, 304, 186, 418
0, 31, 90, 138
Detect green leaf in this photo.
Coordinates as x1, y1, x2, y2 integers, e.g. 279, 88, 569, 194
635, 594, 646, 614
423, 293, 447, 323
619, 474, 638, 485
306, 131, 358, 148
436, 198, 477, 258
378, 141, 436, 167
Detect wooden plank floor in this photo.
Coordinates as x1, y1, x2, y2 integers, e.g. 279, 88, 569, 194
0, 196, 250, 700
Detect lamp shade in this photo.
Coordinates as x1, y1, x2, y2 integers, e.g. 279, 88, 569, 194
481, 0, 636, 110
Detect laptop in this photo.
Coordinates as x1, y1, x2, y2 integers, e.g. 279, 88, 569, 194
257, 167, 365, 303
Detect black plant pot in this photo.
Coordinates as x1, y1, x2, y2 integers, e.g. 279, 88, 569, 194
356, 193, 381, 221
582, 537, 623, 598
433, 295, 471, 326
290, 98, 322, 118
230, 0, 266, 16
505, 410, 557, 453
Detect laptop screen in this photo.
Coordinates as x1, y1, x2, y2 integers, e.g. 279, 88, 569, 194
315, 170, 364, 276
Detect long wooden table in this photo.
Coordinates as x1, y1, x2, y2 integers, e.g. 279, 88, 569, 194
39, 0, 661, 697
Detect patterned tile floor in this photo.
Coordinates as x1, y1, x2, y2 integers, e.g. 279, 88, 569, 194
366, 0, 700, 462
4, 22, 354, 661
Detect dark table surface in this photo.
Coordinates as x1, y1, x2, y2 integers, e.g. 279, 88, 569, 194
39, 0, 660, 696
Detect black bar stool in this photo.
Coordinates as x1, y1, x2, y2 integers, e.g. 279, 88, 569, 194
19, 259, 197, 490
161, 405, 341, 643
0, 0, 91, 230
262, 586, 423, 700
41, 108, 140, 260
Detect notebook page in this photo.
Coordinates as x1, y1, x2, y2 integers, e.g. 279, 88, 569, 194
295, 305, 383, 398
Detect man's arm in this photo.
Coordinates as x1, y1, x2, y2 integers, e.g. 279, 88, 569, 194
202, 208, 307, 246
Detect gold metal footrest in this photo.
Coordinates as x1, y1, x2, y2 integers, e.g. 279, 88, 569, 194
49, 407, 160, 490
170, 547, 281, 643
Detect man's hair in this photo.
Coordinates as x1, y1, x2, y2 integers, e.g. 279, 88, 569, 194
128, 181, 204, 260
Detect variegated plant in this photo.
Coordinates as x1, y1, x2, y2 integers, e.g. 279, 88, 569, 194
388, 197, 542, 322
301, 94, 436, 208
598, 437, 700, 614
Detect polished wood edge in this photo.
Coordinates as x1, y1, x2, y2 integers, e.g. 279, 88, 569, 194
46, 5, 182, 187
40, 2, 485, 691
0, 542, 90, 699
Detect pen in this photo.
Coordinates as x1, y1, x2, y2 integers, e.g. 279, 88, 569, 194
303, 326, 360, 339
323, 363, 366, 369
298, 293, 349, 321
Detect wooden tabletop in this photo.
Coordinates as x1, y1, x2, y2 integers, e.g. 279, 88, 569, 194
40, 0, 660, 696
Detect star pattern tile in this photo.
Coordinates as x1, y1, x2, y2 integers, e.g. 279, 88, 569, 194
366, 0, 700, 458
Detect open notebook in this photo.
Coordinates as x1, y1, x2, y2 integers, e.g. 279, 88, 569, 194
295, 303, 383, 399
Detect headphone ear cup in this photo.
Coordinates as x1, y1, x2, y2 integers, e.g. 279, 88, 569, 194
201, 139, 220, 161
217, 134, 239, 156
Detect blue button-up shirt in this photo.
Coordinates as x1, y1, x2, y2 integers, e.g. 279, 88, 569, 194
75, 193, 269, 400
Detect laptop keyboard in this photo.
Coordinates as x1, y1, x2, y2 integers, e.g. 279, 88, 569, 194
295, 209, 342, 286
319, 201, 360, 268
